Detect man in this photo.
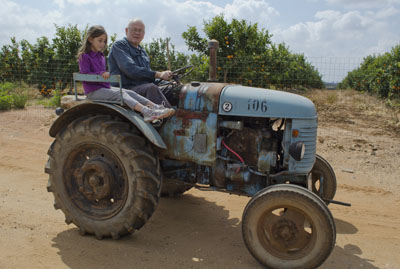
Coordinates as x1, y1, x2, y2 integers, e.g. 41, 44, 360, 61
108, 19, 173, 107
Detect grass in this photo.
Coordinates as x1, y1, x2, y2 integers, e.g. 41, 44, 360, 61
304, 89, 339, 110
303, 88, 400, 133
0, 82, 29, 110
0, 81, 67, 111
326, 92, 338, 105
0, 95, 13, 110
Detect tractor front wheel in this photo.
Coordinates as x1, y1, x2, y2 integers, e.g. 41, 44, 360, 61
242, 184, 336, 269
310, 154, 337, 204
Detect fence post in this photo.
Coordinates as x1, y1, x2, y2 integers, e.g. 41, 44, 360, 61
208, 39, 219, 82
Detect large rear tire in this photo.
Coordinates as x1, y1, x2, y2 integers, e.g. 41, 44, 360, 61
46, 115, 161, 239
242, 184, 336, 269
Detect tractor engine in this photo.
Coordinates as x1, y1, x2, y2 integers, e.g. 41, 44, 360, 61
212, 118, 282, 190
159, 82, 317, 196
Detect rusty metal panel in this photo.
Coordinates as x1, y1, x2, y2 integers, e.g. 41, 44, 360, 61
179, 82, 228, 112
159, 109, 218, 166
159, 82, 229, 165
194, 134, 207, 153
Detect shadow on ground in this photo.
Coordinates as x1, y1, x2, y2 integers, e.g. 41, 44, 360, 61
325, 244, 379, 269
52, 193, 261, 268
324, 218, 378, 269
52, 195, 375, 268
335, 217, 358, 234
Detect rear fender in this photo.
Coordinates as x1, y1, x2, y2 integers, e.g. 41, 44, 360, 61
49, 102, 167, 149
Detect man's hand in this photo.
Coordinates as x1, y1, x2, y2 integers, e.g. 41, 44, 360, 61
102, 72, 110, 80
156, 71, 173, 80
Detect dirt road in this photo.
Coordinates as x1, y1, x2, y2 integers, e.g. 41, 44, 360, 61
0, 92, 399, 268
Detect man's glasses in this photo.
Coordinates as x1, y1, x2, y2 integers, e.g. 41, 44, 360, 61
128, 28, 144, 34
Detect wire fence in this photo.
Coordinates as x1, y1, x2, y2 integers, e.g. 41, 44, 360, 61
212, 56, 364, 89
306, 57, 364, 84
0, 55, 365, 117
0, 55, 365, 92
0, 60, 78, 96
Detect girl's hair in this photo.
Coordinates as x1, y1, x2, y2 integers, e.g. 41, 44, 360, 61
77, 25, 107, 61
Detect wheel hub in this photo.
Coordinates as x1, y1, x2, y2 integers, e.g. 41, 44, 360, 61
272, 219, 298, 244
75, 159, 113, 201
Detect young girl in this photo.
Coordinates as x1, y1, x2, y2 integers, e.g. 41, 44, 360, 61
77, 25, 174, 122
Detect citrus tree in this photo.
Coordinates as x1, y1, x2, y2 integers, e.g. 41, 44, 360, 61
143, 38, 189, 72
0, 38, 26, 83
182, 15, 323, 89
51, 24, 85, 94
339, 44, 400, 100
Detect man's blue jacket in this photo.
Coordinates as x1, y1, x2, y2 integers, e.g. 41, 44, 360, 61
108, 37, 156, 89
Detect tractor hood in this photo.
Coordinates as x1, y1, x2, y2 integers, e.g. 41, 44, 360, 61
219, 85, 317, 119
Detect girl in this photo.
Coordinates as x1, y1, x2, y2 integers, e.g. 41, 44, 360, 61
77, 25, 174, 122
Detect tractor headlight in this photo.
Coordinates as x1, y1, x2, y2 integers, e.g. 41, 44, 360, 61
289, 141, 305, 161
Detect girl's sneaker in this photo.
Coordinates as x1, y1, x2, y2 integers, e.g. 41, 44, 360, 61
142, 107, 175, 122
153, 102, 165, 110
153, 101, 168, 110
152, 102, 175, 118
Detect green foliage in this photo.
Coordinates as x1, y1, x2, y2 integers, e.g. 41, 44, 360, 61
182, 15, 323, 89
105, 34, 117, 56
0, 38, 26, 83
27, 36, 56, 95
0, 24, 92, 97
144, 38, 189, 71
182, 26, 208, 54
12, 93, 28, 109
0, 82, 15, 94
339, 44, 400, 100
0, 24, 153, 99
182, 15, 272, 57
51, 24, 83, 94
0, 95, 12, 110
0, 17, 325, 95
0, 82, 27, 110
143, 38, 205, 83
49, 89, 62, 108
188, 54, 209, 82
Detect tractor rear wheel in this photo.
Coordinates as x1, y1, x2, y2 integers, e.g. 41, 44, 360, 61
46, 115, 161, 239
242, 184, 336, 269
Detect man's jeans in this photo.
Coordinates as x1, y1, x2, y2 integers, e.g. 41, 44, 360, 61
130, 83, 172, 108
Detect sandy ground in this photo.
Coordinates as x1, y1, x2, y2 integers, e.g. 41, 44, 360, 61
0, 91, 400, 268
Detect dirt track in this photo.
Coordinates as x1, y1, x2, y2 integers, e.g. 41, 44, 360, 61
0, 92, 400, 268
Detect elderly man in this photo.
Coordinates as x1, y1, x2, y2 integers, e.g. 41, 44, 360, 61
108, 19, 173, 107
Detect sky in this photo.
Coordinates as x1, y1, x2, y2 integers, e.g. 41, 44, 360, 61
1, 0, 399, 82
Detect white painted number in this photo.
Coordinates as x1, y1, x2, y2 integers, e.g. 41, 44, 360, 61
222, 102, 232, 112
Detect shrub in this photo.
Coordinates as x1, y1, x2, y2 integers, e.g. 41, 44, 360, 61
0, 95, 12, 110
0, 82, 28, 110
0, 82, 14, 95
12, 93, 28, 109
49, 89, 62, 107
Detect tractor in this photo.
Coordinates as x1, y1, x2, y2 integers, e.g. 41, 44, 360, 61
45, 41, 346, 268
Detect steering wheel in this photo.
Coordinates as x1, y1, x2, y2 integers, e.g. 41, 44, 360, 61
171, 65, 194, 82
155, 65, 194, 86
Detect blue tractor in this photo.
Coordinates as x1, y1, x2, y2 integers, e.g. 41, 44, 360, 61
46, 64, 341, 268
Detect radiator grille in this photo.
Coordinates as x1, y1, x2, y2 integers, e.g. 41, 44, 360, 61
289, 124, 317, 173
